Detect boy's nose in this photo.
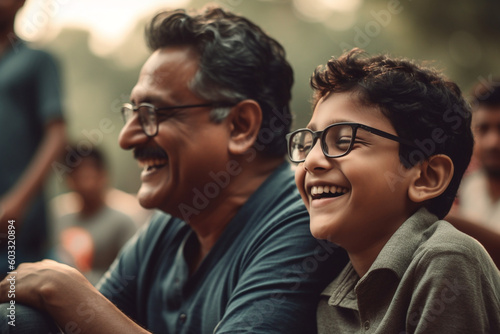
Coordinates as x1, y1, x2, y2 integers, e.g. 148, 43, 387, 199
303, 140, 330, 172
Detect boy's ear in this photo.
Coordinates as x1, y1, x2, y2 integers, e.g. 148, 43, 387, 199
227, 99, 262, 155
408, 154, 454, 203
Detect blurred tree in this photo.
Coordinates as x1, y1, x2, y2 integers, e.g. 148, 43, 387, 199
38, 0, 500, 196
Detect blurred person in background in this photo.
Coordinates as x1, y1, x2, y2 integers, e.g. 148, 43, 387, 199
0, 0, 66, 274
49, 145, 137, 285
0, 5, 347, 334
446, 78, 500, 268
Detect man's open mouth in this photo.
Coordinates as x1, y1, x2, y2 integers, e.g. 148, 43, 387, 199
138, 159, 168, 172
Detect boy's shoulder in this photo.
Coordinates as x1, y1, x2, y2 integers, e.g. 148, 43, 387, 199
373, 208, 497, 280
417, 219, 485, 258
410, 218, 499, 281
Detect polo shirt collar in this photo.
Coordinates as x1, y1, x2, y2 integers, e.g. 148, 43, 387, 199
321, 207, 438, 310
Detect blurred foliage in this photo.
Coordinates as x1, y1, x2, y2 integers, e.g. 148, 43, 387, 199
40, 0, 500, 195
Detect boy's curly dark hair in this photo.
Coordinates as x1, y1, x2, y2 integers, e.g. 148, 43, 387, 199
310, 48, 473, 219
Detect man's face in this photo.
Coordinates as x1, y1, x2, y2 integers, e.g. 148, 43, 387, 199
118, 46, 231, 219
472, 106, 500, 177
294, 92, 416, 253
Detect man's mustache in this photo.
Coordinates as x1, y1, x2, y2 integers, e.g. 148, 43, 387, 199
133, 146, 168, 160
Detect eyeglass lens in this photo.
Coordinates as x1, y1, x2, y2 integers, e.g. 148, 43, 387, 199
121, 105, 157, 136
289, 124, 354, 162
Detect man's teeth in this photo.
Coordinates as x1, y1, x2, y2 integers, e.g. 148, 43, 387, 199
139, 159, 168, 170
310, 185, 348, 196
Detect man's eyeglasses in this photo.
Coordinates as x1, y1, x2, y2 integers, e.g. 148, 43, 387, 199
121, 102, 233, 137
286, 122, 417, 163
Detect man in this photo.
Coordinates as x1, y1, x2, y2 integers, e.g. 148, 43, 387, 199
0, 6, 347, 333
457, 80, 500, 230
446, 79, 500, 267
0, 0, 66, 270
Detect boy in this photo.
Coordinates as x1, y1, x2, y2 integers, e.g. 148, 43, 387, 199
50, 147, 137, 285
287, 48, 500, 333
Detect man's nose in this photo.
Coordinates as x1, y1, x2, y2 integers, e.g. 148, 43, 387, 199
118, 113, 149, 150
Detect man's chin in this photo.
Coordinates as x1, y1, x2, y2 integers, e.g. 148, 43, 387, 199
137, 187, 161, 210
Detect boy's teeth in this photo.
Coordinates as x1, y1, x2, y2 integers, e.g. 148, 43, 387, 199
310, 185, 347, 196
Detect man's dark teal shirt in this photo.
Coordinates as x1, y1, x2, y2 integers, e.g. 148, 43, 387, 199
98, 162, 348, 333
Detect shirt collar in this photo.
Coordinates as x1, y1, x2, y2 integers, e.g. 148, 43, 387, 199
321, 207, 438, 309
368, 207, 437, 279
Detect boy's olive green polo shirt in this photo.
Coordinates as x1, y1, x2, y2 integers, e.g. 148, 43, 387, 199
317, 208, 500, 333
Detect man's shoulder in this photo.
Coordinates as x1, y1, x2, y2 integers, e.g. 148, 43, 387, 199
140, 211, 186, 239
12, 41, 57, 65
245, 163, 307, 219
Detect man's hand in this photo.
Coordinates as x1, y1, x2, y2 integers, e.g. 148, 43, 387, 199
0, 260, 92, 309
0, 260, 151, 333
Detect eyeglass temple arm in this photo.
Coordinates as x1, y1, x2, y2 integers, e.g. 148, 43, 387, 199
359, 124, 417, 148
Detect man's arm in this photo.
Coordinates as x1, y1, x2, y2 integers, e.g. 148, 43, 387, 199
0, 260, 151, 333
0, 120, 66, 224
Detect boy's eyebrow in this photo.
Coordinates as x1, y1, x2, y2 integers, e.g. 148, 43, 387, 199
307, 119, 353, 131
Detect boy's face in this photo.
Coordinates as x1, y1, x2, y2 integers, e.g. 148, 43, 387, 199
295, 92, 416, 253
67, 159, 107, 201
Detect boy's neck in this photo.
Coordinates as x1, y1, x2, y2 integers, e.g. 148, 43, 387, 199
348, 241, 386, 278
347, 211, 416, 277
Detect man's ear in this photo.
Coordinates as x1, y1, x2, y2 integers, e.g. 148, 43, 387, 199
227, 99, 262, 155
408, 154, 454, 203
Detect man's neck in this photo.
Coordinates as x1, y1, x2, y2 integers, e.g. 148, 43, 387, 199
184, 156, 285, 270
486, 174, 500, 202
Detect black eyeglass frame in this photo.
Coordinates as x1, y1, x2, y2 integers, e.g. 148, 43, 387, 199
121, 102, 234, 137
286, 122, 417, 163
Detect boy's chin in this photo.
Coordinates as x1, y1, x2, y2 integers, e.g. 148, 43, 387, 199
309, 218, 337, 241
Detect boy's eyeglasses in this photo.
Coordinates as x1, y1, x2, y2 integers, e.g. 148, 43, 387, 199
121, 102, 233, 137
286, 122, 417, 163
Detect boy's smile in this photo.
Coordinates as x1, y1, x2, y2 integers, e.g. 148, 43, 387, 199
295, 91, 417, 254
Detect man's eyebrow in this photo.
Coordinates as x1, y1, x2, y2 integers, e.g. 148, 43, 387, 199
130, 95, 170, 106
